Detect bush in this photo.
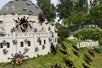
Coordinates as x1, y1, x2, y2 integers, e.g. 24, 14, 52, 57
58, 26, 70, 39
99, 38, 102, 46
74, 27, 102, 40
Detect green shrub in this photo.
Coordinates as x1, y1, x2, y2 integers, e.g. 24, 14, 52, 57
74, 27, 102, 40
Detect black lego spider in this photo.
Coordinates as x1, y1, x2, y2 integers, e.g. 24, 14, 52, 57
13, 16, 32, 32
8, 51, 29, 66
38, 12, 46, 25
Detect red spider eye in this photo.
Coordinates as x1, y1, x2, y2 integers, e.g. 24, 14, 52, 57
23, 23, 28, 29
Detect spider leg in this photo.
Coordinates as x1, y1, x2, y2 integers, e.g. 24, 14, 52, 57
28, 23, 32, 29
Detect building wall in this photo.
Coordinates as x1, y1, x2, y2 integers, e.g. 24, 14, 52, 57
0, 36, 16, 62
0, 15, 57, 62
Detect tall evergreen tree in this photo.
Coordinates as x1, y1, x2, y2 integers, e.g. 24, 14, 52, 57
75, 0, 88, 12
37, 0, 56, 22
57, 0, 74, 20
89, 4, 102, 28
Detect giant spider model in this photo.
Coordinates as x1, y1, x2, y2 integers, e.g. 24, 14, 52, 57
38, 12, 46, 25
13, 16, 32, 32
8, 51, 28, 65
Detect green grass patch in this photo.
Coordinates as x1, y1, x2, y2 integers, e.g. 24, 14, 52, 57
0, 40, 102, 68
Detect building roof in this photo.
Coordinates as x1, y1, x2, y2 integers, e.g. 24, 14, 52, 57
0, 0, 42, 16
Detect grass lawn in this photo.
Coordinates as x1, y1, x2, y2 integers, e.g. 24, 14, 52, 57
0, 40, 102, 68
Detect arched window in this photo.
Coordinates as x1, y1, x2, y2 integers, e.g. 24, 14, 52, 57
0, 43, 3, 48
44, 40, 46, 44
38, 37, 41, 45
39, 40, 41, 45
34, 28, 38, 33
7, 42, 10, 48
0, 20, 3, 23
28, 41, 31, 46
21, 42, 24, 47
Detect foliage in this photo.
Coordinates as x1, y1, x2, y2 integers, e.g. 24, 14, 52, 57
63, 4, 102, 31
89, 4, 102, 28
55, 23, 70, 40
37, 0, 56, 22
64, 12, 88, 31
55, 22, 62, 29
75, 0, 88, 12
56, 0, 73, 19
74, 28, 102, 40
58, 26, 70, 39
56, 0, 89, 20
99, 38, 102, 46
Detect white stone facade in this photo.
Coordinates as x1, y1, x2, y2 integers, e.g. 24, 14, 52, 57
0, 15, 57, 62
